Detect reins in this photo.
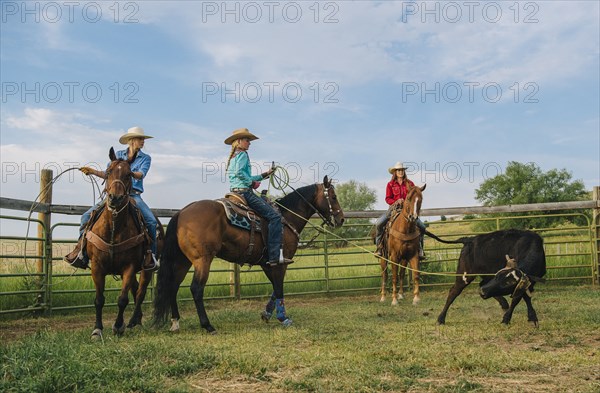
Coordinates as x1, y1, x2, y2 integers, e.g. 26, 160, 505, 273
269, 167, 339, 228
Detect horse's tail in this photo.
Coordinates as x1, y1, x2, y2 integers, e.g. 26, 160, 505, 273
424, 230, 471, 245
152, 212, 183, 327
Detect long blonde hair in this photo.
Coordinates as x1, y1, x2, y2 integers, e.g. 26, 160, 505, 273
225, 139, 242, 171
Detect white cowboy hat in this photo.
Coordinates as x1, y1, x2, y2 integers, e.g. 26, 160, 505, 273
388, 161, 407, 174
224, 128, 259, 145
119, 126, 154, 144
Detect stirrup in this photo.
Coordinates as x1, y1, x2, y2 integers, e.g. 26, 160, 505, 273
64, 249, 89, 269
143, 252, 160, 271
265, 257, 294, 267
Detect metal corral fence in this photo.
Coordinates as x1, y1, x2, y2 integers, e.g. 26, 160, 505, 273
1, 173, 599, 316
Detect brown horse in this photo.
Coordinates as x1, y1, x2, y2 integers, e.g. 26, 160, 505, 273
378, 184, 426, 306
153, 176, 344, 334
86, 148, 163, 339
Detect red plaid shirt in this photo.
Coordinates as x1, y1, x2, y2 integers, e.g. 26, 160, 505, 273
385, 179, 415, 205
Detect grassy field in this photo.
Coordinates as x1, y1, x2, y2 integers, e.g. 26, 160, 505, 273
1, 284, 599, 392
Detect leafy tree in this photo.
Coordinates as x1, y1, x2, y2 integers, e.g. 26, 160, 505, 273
330, 180, 377, 246
474, 161, 588, 230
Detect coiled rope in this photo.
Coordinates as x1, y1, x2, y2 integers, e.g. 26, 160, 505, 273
22, 167, 105, 283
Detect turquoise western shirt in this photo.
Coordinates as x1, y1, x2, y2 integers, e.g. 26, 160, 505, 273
227, 151, 262, 189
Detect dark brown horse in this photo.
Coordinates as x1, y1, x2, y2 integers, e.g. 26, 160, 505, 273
378, 184, 426, 306
87, 148, 163, 339
153, 176, 344, 334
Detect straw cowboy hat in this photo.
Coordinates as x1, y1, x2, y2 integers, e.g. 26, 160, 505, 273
224, 128, 259, 145
119, 126, 154, 144
388, 161, 408, 174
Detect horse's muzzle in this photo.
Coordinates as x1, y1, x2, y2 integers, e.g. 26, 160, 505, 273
108, 194, 127, 209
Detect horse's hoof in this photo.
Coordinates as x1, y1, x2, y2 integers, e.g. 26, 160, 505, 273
529, 320, 539, 329
261, 311, 273, 322
169, 319, 180, 332
379, 297, 385, 303
391, 300, 398, 306
91, 328, 103, 340
205, 325, 217, 335
398, 294, 405, 300
412, 297, 420, 306
280, 318, 293, 327
126, 322, 140, 329
112, 323, 125, 336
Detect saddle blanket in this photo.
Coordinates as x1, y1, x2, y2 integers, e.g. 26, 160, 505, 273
216, 198, 263, 232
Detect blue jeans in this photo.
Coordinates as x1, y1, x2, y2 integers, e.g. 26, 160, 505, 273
242, 190, 282, 261
80, 194, 158, 254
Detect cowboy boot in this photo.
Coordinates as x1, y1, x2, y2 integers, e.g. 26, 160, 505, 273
142, 250, 160, 271
63, 236, 89, 269
142, 254, 158, 271
374, 230, 385, 257
419, 233, 427, 261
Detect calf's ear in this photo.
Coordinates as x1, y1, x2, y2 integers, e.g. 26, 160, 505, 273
505, 255, 518, 269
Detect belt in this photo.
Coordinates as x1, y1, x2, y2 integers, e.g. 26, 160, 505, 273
231, 188, 250, 193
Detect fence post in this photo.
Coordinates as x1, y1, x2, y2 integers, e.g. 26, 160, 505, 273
323, 229, 330, 293
593, 186, 599, 285
38, 169, 53, 314
233, 263, 241, 300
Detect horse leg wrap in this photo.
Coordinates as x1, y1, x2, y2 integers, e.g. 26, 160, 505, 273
275, 298, 288, 323
261, 294, 276, 321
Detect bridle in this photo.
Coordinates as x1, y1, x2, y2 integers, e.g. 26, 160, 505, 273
104, 162, 132, 215
279, 182, 341, 228
402, 189, 421, 224
320, 183, 342, 227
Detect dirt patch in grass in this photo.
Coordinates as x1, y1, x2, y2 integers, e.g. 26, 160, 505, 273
184, 372, 285, 392
424, 368, 600, 393
0, 314, 90, 342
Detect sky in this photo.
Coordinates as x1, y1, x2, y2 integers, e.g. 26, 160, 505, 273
1, 0, 599, 229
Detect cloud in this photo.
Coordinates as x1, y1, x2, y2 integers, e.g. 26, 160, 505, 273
138, 1, 599, 91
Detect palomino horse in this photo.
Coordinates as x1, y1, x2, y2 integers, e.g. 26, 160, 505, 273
153, 176, 344, 334
378, 184, 426, 306
86, 148, 163, 339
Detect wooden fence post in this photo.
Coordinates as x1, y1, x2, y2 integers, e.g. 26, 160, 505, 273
38, 169, 53, 313
593, 186, 599, 285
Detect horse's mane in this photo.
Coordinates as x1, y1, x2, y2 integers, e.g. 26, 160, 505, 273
406, 186, 421, 200
277, 184, 318, 211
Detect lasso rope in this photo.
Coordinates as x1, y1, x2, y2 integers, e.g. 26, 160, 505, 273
22, 167, 105, 285
267, 167, 493, 278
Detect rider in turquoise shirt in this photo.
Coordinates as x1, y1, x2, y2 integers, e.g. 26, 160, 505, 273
227, 148, 263, 189
225, 128, 292, 266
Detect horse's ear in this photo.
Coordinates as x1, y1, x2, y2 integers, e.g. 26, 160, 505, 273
109, 147, 116, 161
420, 183, 427, 192
323, 175, 330, 187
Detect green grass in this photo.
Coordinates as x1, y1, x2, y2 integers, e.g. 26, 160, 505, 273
2, 285, 599, 392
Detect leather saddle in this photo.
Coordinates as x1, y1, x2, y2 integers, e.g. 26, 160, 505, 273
81, 198, 151, 255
